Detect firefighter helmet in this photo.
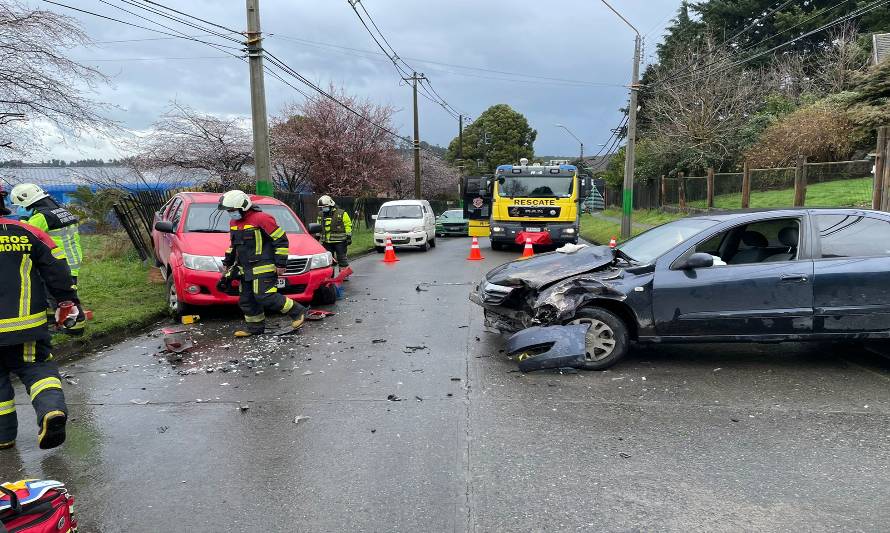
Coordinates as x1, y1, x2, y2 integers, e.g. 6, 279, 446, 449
10, 183, 49, 208
317, 195, 335, 208
218, 190, 252, 211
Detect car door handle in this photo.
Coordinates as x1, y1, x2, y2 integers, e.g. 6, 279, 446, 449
780, 274, 808, 283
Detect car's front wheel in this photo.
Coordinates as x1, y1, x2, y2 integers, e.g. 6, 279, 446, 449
567, 307, 629, 370
166, 274, 193, 319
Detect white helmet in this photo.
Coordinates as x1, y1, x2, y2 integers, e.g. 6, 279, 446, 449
317, 195, 335, 208
218, 190, 252, 211
10, 183, 49, 208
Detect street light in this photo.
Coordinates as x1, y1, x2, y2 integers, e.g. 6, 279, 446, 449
599, 0, 641, 239
554, 123, 584, 163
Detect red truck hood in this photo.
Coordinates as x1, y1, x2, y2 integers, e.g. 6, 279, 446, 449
178, 233, 326, 257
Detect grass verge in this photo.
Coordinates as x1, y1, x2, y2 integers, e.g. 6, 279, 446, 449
53, 233, 166, 351
580, 213, 646, 245
688, 177, 873, 210
350, 223, 376, 256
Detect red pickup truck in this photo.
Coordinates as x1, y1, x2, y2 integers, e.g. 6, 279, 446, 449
152, 192, 337, 317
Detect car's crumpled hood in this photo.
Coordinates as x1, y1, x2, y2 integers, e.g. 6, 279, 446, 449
485, 245, 617, 289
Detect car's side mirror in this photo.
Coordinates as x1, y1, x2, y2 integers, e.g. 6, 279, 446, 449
676, 252, 714, 270
307, 222, 322, 235
371, 214, 378, 220
154, 220, 175, 234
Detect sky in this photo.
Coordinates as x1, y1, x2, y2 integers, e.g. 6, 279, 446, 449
30, 0, 684, 161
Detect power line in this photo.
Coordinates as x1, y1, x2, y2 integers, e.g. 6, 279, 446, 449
134, 0, 242, 35
654, 0, 885, 89
74, 55, 231, 62
96, 0, 243, 46
41, 0, 243, 51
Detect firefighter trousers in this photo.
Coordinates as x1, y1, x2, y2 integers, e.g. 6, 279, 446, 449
0, 339, 67, 443
323, 241, 349, 267
239, 275, 306, 332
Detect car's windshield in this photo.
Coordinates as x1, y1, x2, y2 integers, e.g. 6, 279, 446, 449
378, 205, 423, 219
618, 218, 720, 264
441, 210, 462, 219
184, 203, 304, 233
498, 176, 573, 198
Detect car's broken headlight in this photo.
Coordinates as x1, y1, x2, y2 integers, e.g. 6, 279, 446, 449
309, 252, 333, 269
182, 253, 225, 272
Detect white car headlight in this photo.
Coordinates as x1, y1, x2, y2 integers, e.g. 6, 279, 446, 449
563, 228, 576, 234
309, 252, 333, 269
182, 253, 224, 272
492, 226, 505, 232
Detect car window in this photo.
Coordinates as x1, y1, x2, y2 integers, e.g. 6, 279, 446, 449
169, 198, 184, 225
816, 214, 890, 258
159, 198, 176, 220
184, 203, 304, 233
689, 217, 801, 266
378, 205, 423, 219
618, 218, 719, 264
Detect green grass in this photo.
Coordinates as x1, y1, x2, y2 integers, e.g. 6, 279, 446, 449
688, 177, 873, 210
350, 224, 375, 255
602, 208, 684, 226
580, 213, 647, 245
53, 234, 166, 348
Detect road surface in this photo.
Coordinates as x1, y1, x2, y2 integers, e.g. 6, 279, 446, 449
2, 237, 889, 532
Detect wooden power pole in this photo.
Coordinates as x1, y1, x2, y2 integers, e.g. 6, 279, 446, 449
405, 72, 426, 198
245, 0, 273, 197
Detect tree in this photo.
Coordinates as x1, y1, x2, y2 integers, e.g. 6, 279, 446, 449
645, 41, 763, 173
446, 104, 536, 174
135, 101, 252, 190
744, 101, 860, 167
67, 186, 125, 233
0, 0, 113, 155
271, 87, 402, 196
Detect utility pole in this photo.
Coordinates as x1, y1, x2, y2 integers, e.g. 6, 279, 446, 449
245, 0, 273, 197
458, 114, 464, 161
404, 72, 426, 198
621, 34, 641, 239
600, 0, 641, 239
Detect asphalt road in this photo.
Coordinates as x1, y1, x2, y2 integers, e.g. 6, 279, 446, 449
2, 237, 889, 532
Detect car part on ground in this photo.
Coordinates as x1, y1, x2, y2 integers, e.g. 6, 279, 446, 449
506, 323, 590, 372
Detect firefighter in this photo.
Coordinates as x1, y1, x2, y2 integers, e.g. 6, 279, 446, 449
218, 190, 307, 337
10, 184, 86, 335
0, 186, 78, 451
316, 195, 352, 269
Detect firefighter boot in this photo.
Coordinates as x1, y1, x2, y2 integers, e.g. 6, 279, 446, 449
285, 300, 306, 331
0, 441, 14, 450
234, 322, 265, 338
37, 410, 67, 450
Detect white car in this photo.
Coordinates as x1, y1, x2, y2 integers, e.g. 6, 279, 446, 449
373, 200, 437, 252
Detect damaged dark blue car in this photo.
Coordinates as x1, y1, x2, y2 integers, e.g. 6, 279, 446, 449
470, 208, 890, 371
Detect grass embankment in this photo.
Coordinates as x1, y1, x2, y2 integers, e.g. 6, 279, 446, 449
349, 223, 376, 255
689, 177, 872, 209
580, 210, 684, 245
53, 234, 166, 349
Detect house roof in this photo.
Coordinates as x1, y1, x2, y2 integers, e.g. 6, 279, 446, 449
873, 33, 890, 64
0, 166, 202, 192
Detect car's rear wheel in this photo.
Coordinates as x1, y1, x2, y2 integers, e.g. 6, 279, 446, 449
166, 274, 193, 319
567, 307, 629, 370
429, 237, 436, 248
491, 241, 506, 251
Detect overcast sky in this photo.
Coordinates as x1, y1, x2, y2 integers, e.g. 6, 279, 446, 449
34, 0, 683, 161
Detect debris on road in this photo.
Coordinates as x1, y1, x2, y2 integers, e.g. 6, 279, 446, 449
619, 452, 632, 459
450, 377, 461, 382
239, 404, 250, 412
129, 399, 150, 405
415, 396, 423, 402
404, 345, 428, 353
293, 415, 311, 425
386, 394, 403, 402
157, 426, 168, 433
372, 339, 387, 344
302, 370, 313, 376
506, 324, 590, 372
415, 285, 428, 292
162, 328, 194, 353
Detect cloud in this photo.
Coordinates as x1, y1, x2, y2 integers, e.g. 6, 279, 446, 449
20, 0, 681, 160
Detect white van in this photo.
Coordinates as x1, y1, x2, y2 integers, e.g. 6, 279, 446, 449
372, 200, 437, 252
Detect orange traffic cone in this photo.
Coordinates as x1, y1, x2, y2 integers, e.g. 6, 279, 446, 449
467, 236, 484, 261
608, 236, 617, 248
382, 236, 399, 263
520, 237, 534, 259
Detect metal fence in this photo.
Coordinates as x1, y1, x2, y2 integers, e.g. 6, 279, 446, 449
659, 159, 873, 211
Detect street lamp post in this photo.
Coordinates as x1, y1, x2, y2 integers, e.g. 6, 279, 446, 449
599, 0, 641, 239
555, 123, 584, 164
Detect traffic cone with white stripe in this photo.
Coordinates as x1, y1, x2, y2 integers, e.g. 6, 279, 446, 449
608, 236, 617, 248
382, 235, 399, 263
520, 237, 534, 259
467, 236, 484, 261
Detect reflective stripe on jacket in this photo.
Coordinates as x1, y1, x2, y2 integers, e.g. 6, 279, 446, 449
316, 208, 352, 243
222, 209, 290, 281
26, 208, 83, 276
0, 218, 78, 346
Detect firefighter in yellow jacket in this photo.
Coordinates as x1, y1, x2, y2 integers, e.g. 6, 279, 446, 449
316, 195, 352, 268
0, 186, 78, 451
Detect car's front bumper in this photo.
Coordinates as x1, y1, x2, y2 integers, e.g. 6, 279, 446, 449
374, 231, 427, 246
469, 280, 534, 332
437, 223, 469, 235
489, 221, 578, 244
176, 266, 335, 305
